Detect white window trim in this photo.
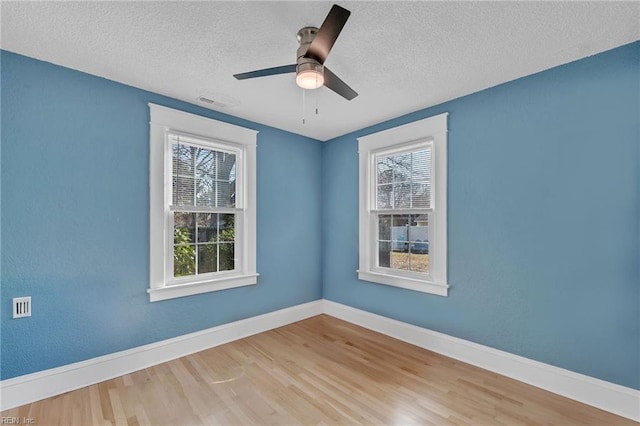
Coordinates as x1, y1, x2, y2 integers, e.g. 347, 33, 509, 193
148, 103, 258, 302
357, 113, 449, 297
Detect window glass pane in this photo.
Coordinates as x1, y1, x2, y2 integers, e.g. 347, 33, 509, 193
378, 241, 391, 268
198, 244, 218, 274
197, 213, 218, 243
218, 214, 235, 241
195, 148, 216, 180
409, 213, 429, 273
174, 212, 195, 244
195, 177, 214, 207
173, 176, 194, 206
173, 212, 196, 277
390, 251, 409, 270
174, 244, 196, 277
216, 181, 236, 208
391, 214, 409, 252
412, 182, 431, 209
216, 152, 236, 208
377, 184, 393, 209
392, 153, 411, 183
408, 214, 429, 273
219, 243, 235, 271
408, 252, 429, 273
377, 160, 393, 184
412, 149, 431, 180
378, 215, 391, 240
408, 214, 427, 243
393, 183, 411, 208
172, 143, 195, 206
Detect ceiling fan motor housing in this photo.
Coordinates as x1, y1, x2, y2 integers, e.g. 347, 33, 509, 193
295, 26, 324, 89
296, 27, 322, 72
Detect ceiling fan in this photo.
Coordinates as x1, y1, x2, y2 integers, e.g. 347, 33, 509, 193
233, 4, 358, 101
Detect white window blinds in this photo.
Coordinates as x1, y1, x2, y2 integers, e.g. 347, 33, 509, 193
375, 147, 432, 210
170, 134, 237, 210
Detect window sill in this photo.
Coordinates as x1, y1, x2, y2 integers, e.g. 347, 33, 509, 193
148, 273, 259, 302
357, 270, 449, 296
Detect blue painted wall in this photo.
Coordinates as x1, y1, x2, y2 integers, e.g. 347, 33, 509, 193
322, 42, 640, 390
0, 51, 323, 380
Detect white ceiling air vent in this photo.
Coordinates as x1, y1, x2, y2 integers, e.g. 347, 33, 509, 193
196, 92, 241, 110
198, 96, 227, 108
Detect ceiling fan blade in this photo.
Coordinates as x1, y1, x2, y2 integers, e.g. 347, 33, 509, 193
323, 67, 358, 100
234, 64, 296, 80
304, 4, 351, 64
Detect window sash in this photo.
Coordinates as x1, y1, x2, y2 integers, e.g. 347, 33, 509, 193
370, 140, 433, 212
371, 211, 431, 278
169, 209, 240, 282
168, 132, 245, 210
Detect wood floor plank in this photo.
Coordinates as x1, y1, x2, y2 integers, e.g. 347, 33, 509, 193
2, 315, 636, 425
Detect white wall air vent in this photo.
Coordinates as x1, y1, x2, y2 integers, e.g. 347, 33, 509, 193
13, 296, 31, 318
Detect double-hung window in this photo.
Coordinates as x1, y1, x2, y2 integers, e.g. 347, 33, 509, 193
148, 104, 258, 302
358, 113, 449, 296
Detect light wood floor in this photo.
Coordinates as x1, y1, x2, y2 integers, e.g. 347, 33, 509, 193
3, 315, 636, 425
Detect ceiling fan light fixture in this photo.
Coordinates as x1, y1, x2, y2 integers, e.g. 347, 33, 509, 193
296, 63, 324, 89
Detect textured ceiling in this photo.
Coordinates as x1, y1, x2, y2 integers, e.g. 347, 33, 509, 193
2, 1, 639, 141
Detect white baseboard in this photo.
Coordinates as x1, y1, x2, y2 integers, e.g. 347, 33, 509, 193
0, 300, 323, 411
322, 299, 640, 422
2, 298, 638, 422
